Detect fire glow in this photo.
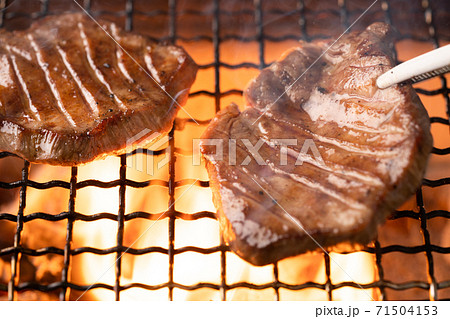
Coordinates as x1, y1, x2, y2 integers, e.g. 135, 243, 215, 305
1, 35, 447, 303
1, 1, 449, 301
18, 156, 378, 301
9, 38, 382, 300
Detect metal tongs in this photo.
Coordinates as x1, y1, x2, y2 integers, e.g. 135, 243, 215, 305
376, 44, 450, 89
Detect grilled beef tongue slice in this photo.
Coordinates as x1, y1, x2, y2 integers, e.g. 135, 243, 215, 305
201, 23, 432, 266
0, 13, 197, 165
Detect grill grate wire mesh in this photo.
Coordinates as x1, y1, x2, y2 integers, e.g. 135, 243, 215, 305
0, 0, 449, 301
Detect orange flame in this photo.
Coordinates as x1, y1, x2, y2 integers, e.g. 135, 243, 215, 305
11, 38, 448, 301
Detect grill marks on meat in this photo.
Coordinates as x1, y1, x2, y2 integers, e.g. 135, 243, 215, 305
0, 13, 197, 165
201, 23, 432, 266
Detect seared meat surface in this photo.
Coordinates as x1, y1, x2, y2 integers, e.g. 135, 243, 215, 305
0, 13, 197, 165
201, 23, 432, 266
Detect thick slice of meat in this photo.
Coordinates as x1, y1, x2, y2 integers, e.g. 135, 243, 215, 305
201, 23, 432, 266
0, 13, 197, 165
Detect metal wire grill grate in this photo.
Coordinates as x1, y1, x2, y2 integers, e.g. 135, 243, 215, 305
0, 0, 449, 301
